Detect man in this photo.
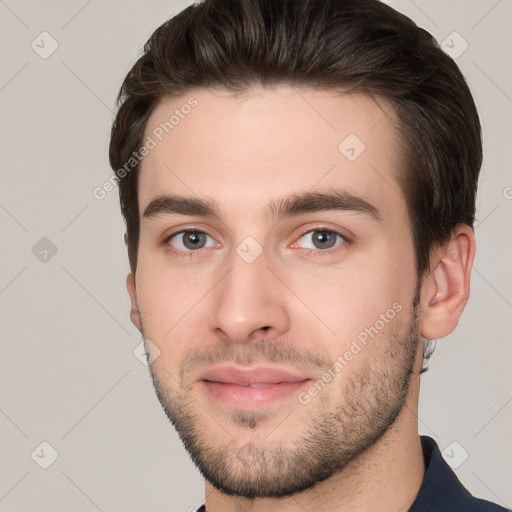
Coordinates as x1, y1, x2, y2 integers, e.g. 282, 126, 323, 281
109, 0, 508, 510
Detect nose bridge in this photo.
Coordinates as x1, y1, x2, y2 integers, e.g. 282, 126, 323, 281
209, 248, 290, 343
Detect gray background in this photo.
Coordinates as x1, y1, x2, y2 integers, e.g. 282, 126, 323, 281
1, 0, 511, 511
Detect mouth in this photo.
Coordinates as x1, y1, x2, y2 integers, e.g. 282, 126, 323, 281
198, 365, 312, 409
200, 381, 311, 408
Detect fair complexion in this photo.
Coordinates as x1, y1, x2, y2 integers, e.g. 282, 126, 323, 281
126, 86, 475, 511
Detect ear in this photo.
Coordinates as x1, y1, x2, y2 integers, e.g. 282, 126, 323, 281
126, 272, 142, 332
420, 224, 476, 340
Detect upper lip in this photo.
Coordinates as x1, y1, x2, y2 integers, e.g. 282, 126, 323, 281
199, 366, 311, 386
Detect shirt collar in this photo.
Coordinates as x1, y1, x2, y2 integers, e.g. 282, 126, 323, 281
409, 436, 472, 510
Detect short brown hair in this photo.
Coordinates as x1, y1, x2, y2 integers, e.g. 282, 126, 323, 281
109, 0, 482, 278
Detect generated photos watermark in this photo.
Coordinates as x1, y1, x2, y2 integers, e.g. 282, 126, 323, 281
297, 301, 403, 405
93, 96, 198, 200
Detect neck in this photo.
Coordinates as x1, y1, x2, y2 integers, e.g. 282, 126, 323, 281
203, 381, 425, 512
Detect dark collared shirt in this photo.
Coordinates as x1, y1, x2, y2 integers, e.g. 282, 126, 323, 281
195, 436, 509, 511
409, 436, 508, 511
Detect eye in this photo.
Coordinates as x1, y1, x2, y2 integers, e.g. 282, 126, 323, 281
167, 230, 218, 252
295, 229, 346, 251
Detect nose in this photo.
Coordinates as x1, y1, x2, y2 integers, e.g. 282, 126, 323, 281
208, 250, 290, 345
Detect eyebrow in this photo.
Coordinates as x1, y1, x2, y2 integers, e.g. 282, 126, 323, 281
142, 190, 381, 223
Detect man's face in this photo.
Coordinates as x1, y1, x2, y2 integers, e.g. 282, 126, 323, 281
131, 87, 422, 497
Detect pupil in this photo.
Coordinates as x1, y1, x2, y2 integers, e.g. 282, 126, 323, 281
184, 231, 206, 250
313, 231, 336, 249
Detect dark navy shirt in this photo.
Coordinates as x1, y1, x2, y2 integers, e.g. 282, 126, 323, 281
195, 436, 509, 511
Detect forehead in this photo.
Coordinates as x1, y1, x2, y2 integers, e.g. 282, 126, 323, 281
138, 86, 404, 221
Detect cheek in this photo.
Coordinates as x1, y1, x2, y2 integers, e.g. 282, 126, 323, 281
285, 248, 415, 352
134, 258, 208, 344
289, 276, 384, 349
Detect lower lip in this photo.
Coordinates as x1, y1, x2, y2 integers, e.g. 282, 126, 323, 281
201, 380, 311, 409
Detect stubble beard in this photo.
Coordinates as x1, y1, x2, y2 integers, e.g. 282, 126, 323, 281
144, 288, 422, 499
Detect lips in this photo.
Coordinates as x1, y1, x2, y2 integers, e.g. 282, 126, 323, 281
199, 366, 309, 386
199, 366, 312, 409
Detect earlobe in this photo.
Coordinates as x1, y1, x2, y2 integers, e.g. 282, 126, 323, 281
420, 225, 476, 340
126, 272, 142, 331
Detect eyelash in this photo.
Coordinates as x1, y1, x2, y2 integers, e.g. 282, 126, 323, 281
296, 229, 350, 258
162, 227, 351, 259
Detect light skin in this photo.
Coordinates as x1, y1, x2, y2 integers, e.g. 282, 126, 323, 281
125, 86, 475, 512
